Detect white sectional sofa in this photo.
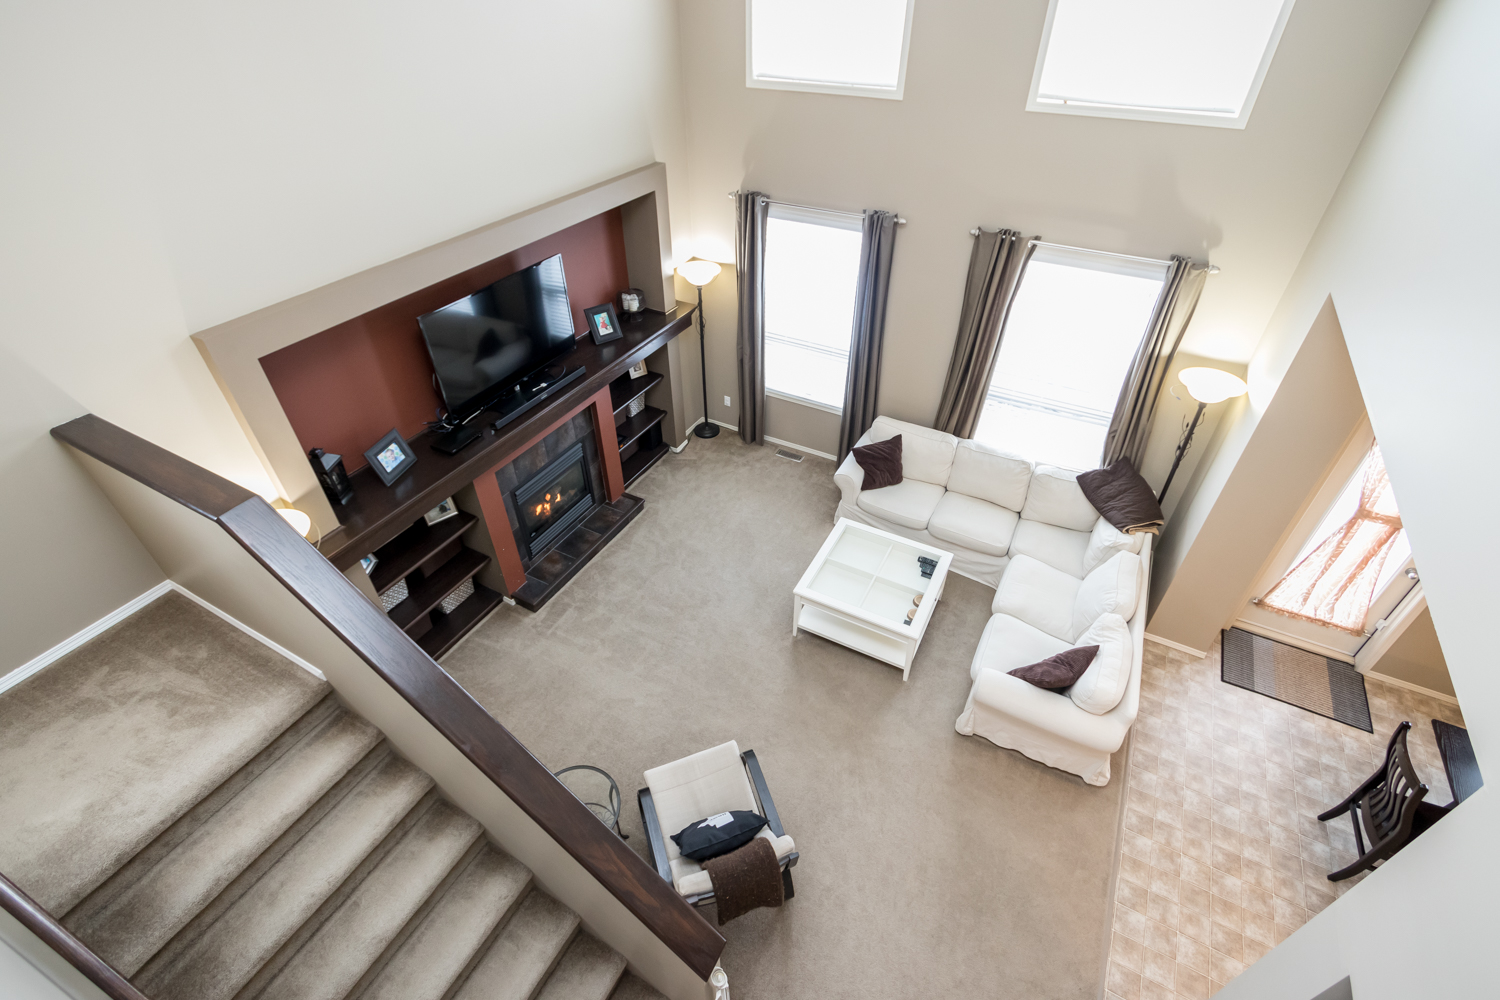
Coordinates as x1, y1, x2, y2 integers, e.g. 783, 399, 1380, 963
834, 415, 1153, 786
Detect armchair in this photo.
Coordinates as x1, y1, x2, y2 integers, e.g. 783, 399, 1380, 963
637, 741, 798, 905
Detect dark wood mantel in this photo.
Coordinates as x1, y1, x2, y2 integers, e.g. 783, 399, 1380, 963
318, 305, 692, 570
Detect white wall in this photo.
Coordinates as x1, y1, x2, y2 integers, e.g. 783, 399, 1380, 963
672, 0, 1428, 435
0, 1, 689, 668
1169, 1, 1500, 996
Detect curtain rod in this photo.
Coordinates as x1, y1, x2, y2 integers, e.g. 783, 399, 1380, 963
967, 230, 1220, 274
727, 191, 905, 224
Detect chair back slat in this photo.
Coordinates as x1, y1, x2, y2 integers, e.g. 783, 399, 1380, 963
1359, 722, 1427, 848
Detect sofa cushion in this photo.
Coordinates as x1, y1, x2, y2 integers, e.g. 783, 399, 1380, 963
1008, 519, 1091, 578
851, 435, 903, 490
1071, 551, 1142, 640
1082, 517, 1146, 576
1020, 466, 1101, 531
991, 554, 1083, 641
856, 479, 946, 530
1078, 458, 1164, 533
1068, 613, 1133, 715
1009, 645, 1099, 690
969, 612, 1071, 681
947, 441, 1032, 511
867, 416, 957, 487
928, 492, 1020, 557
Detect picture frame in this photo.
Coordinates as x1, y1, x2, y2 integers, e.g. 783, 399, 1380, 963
424, 496, 460, 526
363, 428, 417, 486
584, 302, 623, 345
359, 553, 379, 576
628, 360, 649, 380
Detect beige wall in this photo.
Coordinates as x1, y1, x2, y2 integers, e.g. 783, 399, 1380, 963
0, 356, 165, 675
1370, 606, 1453, 697
672, 0, 1427, 443
1165, 2, 1500, 997
1149, 300, 1367, 646
0, 1, 689, 669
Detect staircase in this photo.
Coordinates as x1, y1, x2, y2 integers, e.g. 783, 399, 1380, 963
0, 592, 663, 1000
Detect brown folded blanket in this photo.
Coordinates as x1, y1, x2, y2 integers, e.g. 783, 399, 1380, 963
702, 836, 784, 924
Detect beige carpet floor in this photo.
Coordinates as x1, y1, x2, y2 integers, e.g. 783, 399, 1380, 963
443, 433, 1127, 1000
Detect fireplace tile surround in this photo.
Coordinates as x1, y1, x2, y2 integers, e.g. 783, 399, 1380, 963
492, 409, 605, 570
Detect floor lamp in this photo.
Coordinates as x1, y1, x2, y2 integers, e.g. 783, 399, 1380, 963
677, 259, 723, 439
1156, 367, 1249, 504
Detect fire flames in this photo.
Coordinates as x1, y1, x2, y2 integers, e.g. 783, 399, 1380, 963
533, 491, 562, 520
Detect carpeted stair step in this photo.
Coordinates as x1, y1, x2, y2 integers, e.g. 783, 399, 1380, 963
535, 932, 628, 1000
608, 972, 671, 1000
134, 748, 433, 1000
63, 701, 381, 975
354, 846, 534, 1000
248, 800, 483, 1000
0, 590, 328, 916
451, 889, 580, 1000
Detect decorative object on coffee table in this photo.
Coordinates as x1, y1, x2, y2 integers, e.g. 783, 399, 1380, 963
793, 518, 953, 681
362, 428, 417, 486
676, 259, 723, 439
554, 765, 626, 839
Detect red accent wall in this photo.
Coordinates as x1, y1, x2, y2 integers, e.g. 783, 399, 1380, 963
261, 209, 629, 472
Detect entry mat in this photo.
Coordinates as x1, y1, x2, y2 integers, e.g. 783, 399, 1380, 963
1220, 628, 1372, 732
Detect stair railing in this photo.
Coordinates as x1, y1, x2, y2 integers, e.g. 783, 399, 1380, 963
50, 414, 726, 989
0, 872, 151, 1000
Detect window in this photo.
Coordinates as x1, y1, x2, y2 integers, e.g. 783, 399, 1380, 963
972, 246, 1167, 470
763, 205, 865, 411
747, 0, 916, 100
1027, 0, 1297, 128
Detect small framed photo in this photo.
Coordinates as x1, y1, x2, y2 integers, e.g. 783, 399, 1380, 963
359, 553, 379, 576
363, 428, 417, 486
628, 360, 649, 380
424, 497, 460, 525
584, 302, 623, 345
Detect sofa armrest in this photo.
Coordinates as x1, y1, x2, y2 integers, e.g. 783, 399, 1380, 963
967, 668, 1130, 754
833, 432, 872, 506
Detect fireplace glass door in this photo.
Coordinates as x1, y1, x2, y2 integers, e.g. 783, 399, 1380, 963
513, 441, 595, 557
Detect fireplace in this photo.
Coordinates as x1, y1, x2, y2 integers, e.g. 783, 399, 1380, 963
512, 441, 596, 559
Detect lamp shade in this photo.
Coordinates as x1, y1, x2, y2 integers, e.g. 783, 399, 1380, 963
1179, 367, 1248, 405
277, 506, 313, 538
676, 259, 722, 287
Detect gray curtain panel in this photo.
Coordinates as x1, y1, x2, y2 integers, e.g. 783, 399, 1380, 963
1101, 256, 1210, 469
838, 210, 899, 460
735, 191, 770, 445
933, 228, 1036, 439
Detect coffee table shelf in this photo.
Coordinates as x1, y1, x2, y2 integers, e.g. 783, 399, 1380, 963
793, 518, 954, 680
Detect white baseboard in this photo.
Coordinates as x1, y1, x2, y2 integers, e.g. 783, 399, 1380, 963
763, 435, 837, 462
0, 580, 326, 696
1144, 632, 1208, 658
0, 581, 174, 695
1362, 669, 1461, 708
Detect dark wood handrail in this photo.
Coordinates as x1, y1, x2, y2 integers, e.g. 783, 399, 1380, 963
52, 414, 726, 980
0, 872, 152, 1000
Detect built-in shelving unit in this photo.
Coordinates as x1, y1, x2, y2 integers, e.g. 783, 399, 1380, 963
612, 370, 669, 489
367, 512, 501, 659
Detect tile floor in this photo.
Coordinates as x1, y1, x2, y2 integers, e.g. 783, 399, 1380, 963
1104, 636, 1466, 1000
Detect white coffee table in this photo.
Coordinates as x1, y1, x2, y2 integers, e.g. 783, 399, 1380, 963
793, 518, 954, 680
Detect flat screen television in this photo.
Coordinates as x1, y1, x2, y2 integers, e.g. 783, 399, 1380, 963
418, 253, 576, 423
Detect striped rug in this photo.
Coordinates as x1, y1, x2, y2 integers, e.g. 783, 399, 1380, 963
1220, 627, 1372, 732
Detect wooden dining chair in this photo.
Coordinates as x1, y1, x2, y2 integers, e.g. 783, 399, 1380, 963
1318, 721, 1447, 881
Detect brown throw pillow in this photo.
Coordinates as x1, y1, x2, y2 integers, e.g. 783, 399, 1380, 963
852, 435, 903, 490
1077, 458, 1164, 533
1009, 645, 1099, 690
